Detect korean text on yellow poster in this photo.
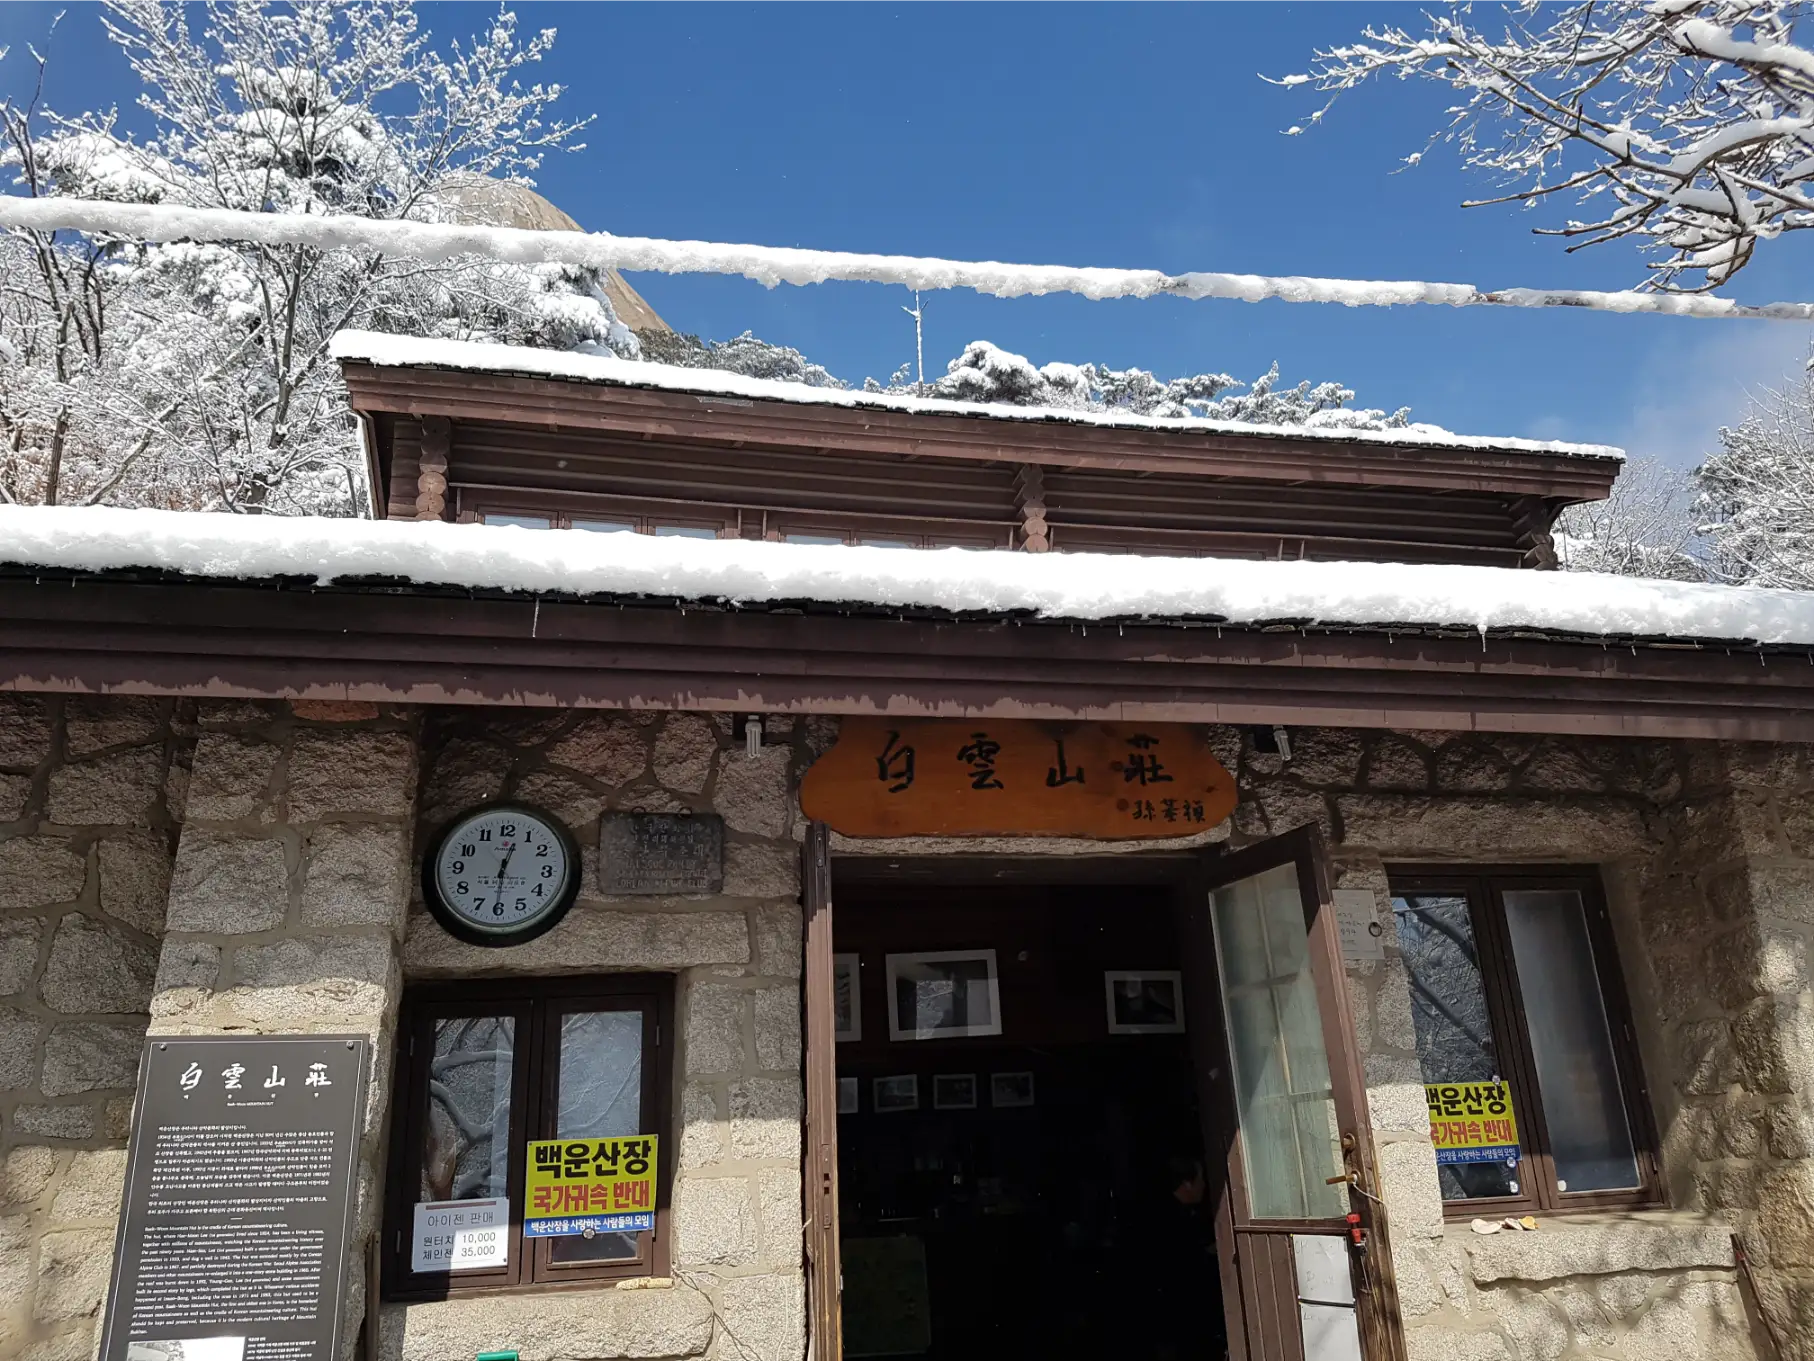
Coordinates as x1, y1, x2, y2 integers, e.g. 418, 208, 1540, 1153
524, 1136, 658, 1238
1425, 1082, 1520, 1166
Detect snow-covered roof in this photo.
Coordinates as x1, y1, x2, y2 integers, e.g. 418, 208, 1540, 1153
4, 505, 1807, 647
329, 331, 1626, 463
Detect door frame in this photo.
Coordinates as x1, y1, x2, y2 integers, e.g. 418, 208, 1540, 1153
801, 830, 1405, 1361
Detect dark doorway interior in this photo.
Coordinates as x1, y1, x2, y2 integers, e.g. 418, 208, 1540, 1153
834, 882, 1227, 1360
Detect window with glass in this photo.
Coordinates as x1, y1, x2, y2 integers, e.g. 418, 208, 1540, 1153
384, 976, 673, 1296
1388, 868, 1658, 1214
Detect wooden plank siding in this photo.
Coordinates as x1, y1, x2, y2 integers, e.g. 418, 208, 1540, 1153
2, 574, 1812, 741
343, 363, 1618, 568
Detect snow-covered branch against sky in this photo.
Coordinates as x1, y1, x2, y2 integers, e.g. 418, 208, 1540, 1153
5, 503, 1814, 645
6, 193, 1814, 322
1289, 1, 1814, 293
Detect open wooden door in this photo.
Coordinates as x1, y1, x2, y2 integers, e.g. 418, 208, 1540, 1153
1180, 826, 1403, 1361
801, 821, 842, 1361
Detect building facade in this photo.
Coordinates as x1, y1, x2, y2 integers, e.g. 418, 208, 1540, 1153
1, 338, 1811, 1361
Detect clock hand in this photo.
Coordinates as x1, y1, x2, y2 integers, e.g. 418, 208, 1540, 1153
491, 842, 518, 912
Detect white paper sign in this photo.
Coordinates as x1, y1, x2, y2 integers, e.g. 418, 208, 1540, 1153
411, 1197, 509, 1273
1332, 889, 1386, 963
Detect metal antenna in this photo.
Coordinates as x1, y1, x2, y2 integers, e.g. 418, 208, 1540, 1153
901, 290, 925, 393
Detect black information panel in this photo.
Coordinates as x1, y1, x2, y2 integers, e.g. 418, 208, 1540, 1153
99, 1035, 367, 1361
599, 812, 724, 894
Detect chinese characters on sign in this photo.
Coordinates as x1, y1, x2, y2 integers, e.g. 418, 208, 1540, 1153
523, 1135, 660, 1238
1426, 1081, 1521, 1166
801, 719, 1237, 839
99, 1035, 366, 1361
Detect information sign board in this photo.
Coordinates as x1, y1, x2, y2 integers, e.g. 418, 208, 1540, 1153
598, 814, 723, 894
1426, 1080, 1521, 1165
523, 1135, 659, 1237
99, 1034, 367, 1361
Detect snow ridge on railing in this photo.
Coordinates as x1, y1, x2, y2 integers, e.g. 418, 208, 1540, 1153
2, 196, 1811, 322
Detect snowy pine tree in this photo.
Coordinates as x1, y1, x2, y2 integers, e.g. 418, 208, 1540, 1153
0, 0, 615, 513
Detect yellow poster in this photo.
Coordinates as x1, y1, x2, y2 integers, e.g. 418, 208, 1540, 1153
1425, 1082, 1520, 1166
524, 1135, 658, 1237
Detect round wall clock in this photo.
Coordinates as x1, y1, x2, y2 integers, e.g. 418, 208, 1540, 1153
423, 802, 580, 946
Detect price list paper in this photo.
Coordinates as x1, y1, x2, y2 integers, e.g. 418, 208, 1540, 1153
99, 1035, 367, 1361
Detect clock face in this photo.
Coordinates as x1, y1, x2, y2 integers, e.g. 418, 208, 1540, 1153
424, 803, 579, 946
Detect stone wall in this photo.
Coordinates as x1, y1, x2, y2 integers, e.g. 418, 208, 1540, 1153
0, 694, 186, 1361
387, 709, 816, 1361
148, 698, 420, 1361
10, 693, 1814, 1361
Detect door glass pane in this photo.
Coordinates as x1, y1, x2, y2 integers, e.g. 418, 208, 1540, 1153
420, 1015, 514, 1203
1501, 890, 1640, 1192
1211, 862, 1347, 1219
1391, 894, 1521, 1201
550, 1008, 646, 1263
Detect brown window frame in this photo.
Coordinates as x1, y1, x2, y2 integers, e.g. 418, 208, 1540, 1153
1386, 865, 1662, 1218
383, 974, 675, 1300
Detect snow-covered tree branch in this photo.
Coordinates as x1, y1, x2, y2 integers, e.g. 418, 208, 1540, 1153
0, 0, 628, 514
1289, 2, 1814, 292
1554, 457, 1706, 580
1698, 365, 1814, 587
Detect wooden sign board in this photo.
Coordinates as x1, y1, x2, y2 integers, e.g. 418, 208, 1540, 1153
801, 718, 1236, 839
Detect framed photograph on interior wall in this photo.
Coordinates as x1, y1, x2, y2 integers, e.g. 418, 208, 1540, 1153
834, 953, 862, 1043
874, 1074, 919, 1113
837, 1075, 859, 1115
885, 949, 1003, 1041
1104, 970, 1186, 1035
932, 1074, 978, 1110
990, 1071, 1035, 1108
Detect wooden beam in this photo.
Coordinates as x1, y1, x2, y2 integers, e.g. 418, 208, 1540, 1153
0, 576, 1810, 741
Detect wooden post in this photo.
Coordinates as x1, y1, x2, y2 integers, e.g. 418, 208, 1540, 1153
801, 822, 842, 1361
1015, 465, 1049, 553
416, 415, 451, 521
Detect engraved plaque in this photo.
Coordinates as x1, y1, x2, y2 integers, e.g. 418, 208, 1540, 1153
100, 1034, 367, 1361
598, 812, 724, 894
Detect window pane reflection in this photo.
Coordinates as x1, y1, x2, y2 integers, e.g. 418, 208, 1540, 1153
485, 514, 552, 530
654, 525, 717, 539
421, 1015, 514, 1203
573, 520, 637, 534
1212, 862, 1347, 1219
1392, 895, 1520, 1200
1502, 890, 1640, 1192
550, 1009, 646, 1263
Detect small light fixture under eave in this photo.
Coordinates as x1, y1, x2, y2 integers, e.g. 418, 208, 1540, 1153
734, 714, 764, 758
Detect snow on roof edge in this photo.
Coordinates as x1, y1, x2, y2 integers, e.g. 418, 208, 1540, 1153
329, 331, 1627, 463
6, 505, 1806, 648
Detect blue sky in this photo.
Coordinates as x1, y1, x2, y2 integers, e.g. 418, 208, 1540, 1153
4, 1, 1811, 466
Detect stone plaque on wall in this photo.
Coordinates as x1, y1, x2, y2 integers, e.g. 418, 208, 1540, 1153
599, 812, 724, 894
99, 1034, 367, 1361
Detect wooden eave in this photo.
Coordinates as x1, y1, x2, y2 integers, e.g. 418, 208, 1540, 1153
339, 362, 1623, 505
3, 570, 1811, 743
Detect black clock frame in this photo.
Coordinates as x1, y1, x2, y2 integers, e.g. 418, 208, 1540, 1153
421, 800, 582, 947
